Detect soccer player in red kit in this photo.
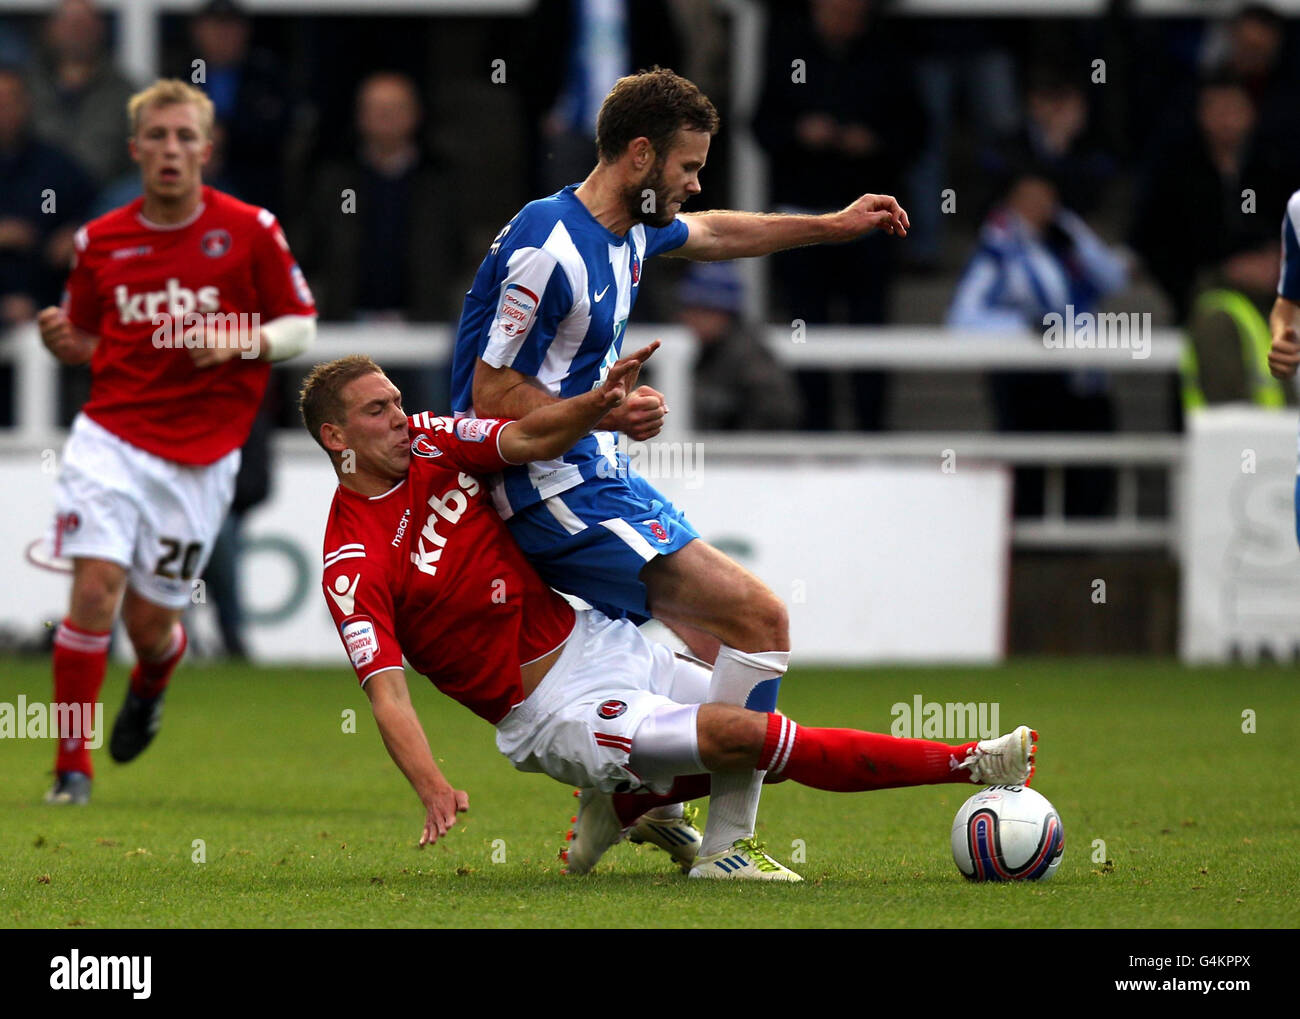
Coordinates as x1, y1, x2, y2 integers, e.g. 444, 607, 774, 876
38, 80, 317, 804
304, 351, 1039, 880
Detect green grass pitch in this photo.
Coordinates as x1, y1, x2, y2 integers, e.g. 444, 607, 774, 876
1, 656, 1296, 929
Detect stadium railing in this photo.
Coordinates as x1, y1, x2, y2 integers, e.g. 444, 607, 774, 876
0, 321, 1184, 550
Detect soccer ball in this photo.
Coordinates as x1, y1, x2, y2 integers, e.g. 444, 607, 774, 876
951, 785, 1064, 882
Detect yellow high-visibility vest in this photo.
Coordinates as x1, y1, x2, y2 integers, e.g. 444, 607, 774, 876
1181, 289, 1285, 410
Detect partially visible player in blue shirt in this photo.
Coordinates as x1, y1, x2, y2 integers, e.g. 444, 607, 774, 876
450, 68, 910, 879
1266, 188, 1300, 544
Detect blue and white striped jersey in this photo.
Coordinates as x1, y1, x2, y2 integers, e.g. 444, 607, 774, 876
1278, 190, 1300, 479
1280, 189, 1300, 302
451, 184, 688, 517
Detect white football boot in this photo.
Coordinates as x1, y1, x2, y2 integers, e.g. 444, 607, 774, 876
959, 725, 1038, 786
627, 803, 703, 873
688, 837, 803, 882
560, 788, 626, 875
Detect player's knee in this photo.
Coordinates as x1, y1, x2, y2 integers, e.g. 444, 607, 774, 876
69, 568, 125, 630
762, 594, 790, 649
697, 705, 765, 770
733, 587, 789, 653
123, 608, 177, 659
69, 584, 116, 626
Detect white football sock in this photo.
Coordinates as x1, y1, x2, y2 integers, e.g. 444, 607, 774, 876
699, 646, 789, 857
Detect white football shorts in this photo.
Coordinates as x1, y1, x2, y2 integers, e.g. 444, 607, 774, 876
495, 609, 711, 795
47, 413, 240, 609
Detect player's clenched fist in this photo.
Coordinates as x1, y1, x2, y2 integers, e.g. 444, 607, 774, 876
1269, 326, 1300, 380
37, 306, 95, 366
188, 328, 253, 369
36, 305, 68, 346
602, 383, 667, 441
419, 786, 470, 847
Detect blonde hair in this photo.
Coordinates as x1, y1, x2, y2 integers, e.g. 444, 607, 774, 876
127, 79, 215, 138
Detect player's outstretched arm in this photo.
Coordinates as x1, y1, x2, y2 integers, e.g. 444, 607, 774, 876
499, 340, 660, 462
37, 306, 98, 366
674, 193, 909, 262
364, 668, 469, 847
473, 359, 562, 420
1268, 296, 1300, 380
477, 354, 667, 443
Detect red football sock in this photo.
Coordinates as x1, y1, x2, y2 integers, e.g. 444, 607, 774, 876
611, 770, 790, 826
52, 619, 111, 777
759, 713, 979, 792
613, 775, 712, 827
130, 623, 187, 699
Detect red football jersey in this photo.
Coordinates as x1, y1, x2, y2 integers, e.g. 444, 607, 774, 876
63, 186, 316, 465
321, 413, 577, 724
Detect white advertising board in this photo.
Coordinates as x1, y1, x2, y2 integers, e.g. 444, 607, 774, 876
1180, 407, 1300, 663
1, 450, 1010, 665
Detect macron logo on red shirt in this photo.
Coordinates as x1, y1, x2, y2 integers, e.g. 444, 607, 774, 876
115, 277, 220, 324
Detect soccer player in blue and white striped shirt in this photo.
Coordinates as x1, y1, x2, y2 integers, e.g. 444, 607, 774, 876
451, 68, 909, 879
1267, 188, 1300, 543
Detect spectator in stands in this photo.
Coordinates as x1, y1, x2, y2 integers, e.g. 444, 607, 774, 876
0, 19, 31, 69
0, 67, 94, 324
518, 0, 683, 196
25, 0, 135, 185
753, 0, 924, 430
948, 167, 1130, 517
1203, 4, 1300, 168
1177, 19, 1297, 410
297, 71, 458, 323
295, 71, 460, 409
180, 0, 293, 213
1130, 74, 1292, 324
754, 0, 922, 326
1182, 244, 1290, 410
677, 263, 801, 432
986, 66, 1117, 218
903, 20, 1019, 271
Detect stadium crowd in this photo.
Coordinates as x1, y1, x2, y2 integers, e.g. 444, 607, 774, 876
4, 0, 1299, 652
3, 0, 1296, 422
